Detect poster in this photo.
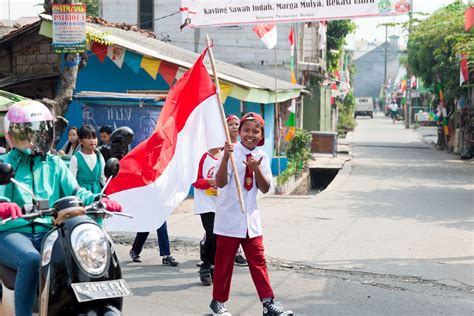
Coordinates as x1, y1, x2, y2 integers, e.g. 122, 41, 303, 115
82, 104, 162, 148
52, 4, 86, 53
179, 0, 413, 28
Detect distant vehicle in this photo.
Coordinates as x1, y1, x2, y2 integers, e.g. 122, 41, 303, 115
354, 97, 374, 119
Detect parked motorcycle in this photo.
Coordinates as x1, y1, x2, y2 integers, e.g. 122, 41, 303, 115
0, 158, 133, 316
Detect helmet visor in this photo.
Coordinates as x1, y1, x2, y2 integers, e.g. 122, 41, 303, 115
8, 120, 54, 154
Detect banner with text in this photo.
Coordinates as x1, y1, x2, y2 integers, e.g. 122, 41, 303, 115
179, 0, 412, 28
52, 4, 86, 53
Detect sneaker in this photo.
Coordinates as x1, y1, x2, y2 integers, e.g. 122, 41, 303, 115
263, 300, 293, 316
162, 255, 179, 266
199, 264, 212, 286
209, 299, 231, 316
129, 250, 142, 263
234, 253, 248, 266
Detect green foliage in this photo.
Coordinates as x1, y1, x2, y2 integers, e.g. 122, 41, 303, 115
407, 2, 472, 105
326, 20, 356, 73
277, 129, 312, 186
285, 129, 312, 165
80, 0, 100, 16
337, 92, 356, 135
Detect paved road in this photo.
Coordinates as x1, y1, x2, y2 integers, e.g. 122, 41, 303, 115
117, 114, 473, 315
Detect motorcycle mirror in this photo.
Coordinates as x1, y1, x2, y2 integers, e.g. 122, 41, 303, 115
0, 163, 14, 185
104, 158, 120, 178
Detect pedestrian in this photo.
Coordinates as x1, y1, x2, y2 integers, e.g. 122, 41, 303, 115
0, 100, 122, 316
129, 222, 179, 266
226, 114, 248, 267
193, 147, 221, 286
69, 125, 106, 225
58, 126, 81, 157
99, 125, 112, 147
389, 101, 399, 124
69, 125, 106, 194
209, 112, 292, 316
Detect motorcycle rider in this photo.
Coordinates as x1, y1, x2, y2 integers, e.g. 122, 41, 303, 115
0, 100, 123, 316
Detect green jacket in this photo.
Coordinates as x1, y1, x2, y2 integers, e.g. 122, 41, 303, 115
0, 149, 98, 233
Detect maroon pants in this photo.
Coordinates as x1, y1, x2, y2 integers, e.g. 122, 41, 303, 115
212, 234, 274, 302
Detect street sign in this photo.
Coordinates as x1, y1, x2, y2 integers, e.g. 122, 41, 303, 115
52, 4, 86, 53
179, 0, 413, 28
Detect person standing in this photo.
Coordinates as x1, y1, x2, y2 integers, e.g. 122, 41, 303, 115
209, 112, 292, 316
193, 148, 220, 285
129, 222, 179, 266
58, 126, 81, 157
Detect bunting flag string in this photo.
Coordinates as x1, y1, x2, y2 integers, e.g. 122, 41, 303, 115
140, 56, 161, 79
123, 50, 142, 74
107, 45, 126, 68
90, 41, 108, 63
158, 61, 179, 86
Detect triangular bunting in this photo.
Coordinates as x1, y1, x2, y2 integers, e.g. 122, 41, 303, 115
124, 51, 142, 74
90, 41, 108, 63
158, 61, 179, 86
140, 56, 161, 79
107, 45, 126, 68
219, 82, 233, 103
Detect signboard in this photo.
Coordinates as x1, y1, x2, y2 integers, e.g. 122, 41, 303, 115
82, 103, 162, 148
52, 4, 86, 53
179, 0, 413, 28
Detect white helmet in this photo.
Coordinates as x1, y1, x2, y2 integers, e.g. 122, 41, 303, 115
4, 100, 55, 155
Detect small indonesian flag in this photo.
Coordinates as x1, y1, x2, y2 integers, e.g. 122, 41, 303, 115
252, 24, 277, 49
106, 49, 226, 232
460, 53, 469, 86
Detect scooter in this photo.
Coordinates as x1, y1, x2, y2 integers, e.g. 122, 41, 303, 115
0, 158, 133, 316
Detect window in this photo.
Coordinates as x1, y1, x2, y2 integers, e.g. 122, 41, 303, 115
138, 0, 154, 30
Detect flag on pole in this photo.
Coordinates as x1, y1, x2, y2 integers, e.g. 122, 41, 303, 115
460, 53, 469, 86
288, 28, 297, 84
105, 49, 226, 232
285, 99, 296, 141
436, 81, 449, 136
252, 24, 277, 49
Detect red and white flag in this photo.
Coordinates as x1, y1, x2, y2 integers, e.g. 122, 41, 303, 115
460, 53, 469, 86
252, 24, 277, 49
106, 49, 226, 232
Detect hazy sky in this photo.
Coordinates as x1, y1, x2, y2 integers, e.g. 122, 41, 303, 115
0, 0, 464, 41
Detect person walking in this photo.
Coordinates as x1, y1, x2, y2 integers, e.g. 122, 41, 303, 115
209, 112, 292, 316
389, 101, 399, 124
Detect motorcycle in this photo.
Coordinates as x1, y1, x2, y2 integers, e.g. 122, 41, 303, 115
0, 158, 133, 316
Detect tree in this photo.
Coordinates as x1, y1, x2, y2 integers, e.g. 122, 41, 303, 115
407, 2, 472, 106
326, 20, 356, 74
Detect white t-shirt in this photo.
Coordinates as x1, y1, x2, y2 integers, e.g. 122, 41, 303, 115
193, 153, 219, 215
70, 151, 106, 184
389, 103, 399, 111
214, 142, 272, 239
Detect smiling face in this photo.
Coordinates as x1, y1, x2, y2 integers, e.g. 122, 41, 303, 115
227, 118, 240, 142
239, 120, 263, 150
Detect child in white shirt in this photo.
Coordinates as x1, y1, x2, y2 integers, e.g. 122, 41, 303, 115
210, 113, 292, 316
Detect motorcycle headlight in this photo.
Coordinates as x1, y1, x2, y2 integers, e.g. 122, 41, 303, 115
41, 230, 59, 266
70, 224, 109, 276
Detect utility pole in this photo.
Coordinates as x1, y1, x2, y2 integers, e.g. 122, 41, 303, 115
384, 24, 388, 91
404, 11, 413, 129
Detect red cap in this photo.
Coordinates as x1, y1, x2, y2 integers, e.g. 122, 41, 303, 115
239, 112, 265, 146
226, 114, 240, 123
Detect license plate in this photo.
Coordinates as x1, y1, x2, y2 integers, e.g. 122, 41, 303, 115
71, 279, 133, 302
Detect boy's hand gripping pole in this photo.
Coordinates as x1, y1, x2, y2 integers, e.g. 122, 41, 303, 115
206, 35, 246, 214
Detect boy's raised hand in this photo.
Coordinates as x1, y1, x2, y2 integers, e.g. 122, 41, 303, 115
243, 156, 263, 172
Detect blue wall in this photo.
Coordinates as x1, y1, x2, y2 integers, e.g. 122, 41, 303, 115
61, 54, 276, 161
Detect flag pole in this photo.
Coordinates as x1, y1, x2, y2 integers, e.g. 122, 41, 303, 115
205, 35, 246, 214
